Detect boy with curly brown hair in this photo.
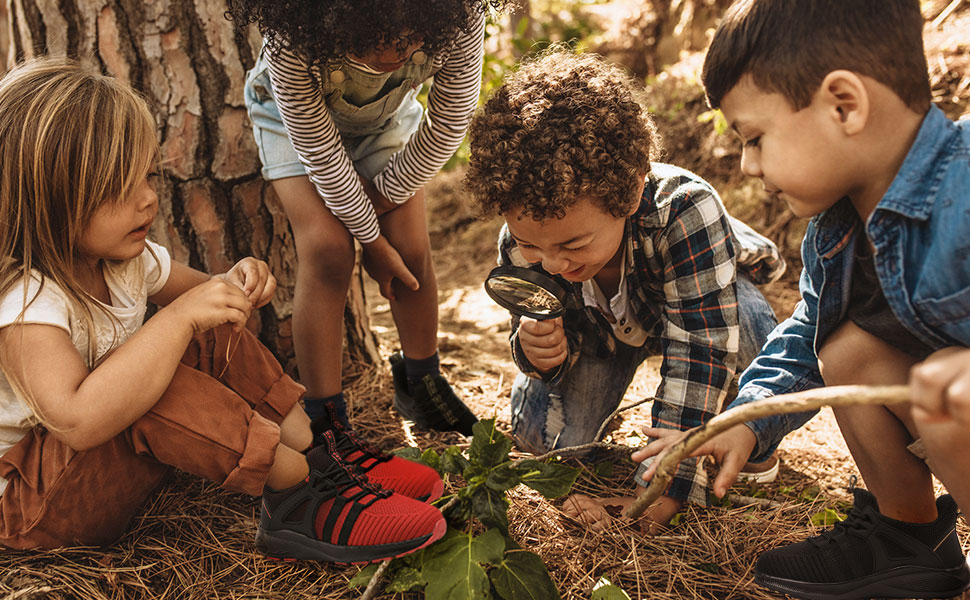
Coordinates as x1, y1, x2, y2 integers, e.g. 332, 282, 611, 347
636, 0, 970, 597
464, 50, 785, 531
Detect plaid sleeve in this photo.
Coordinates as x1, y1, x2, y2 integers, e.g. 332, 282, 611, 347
640, 183, 740, 506
497, 226, 581, 384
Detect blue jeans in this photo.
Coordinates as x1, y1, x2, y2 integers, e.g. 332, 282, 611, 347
509, 275, 778, 456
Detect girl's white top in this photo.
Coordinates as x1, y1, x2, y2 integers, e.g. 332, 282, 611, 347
0, 240, 171, 494
265, 14, 485, 243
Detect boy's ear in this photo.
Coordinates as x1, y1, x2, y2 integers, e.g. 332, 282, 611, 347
816, 70, 869, 136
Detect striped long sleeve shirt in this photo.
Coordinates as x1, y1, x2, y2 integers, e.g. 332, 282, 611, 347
264, 14, 486, 243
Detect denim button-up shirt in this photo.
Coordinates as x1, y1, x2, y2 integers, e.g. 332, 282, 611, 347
734, 105, 970, 461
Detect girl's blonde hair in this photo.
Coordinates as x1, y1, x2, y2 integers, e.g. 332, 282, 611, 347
0, 56, 159, 422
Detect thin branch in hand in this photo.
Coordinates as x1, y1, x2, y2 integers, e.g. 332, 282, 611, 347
625, 384, 910, 519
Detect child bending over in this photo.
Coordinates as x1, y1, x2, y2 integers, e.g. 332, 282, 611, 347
638, 1, 970, 597
0, 57, 444, 564
227, 0, 514, 440
463, 51, 785, 533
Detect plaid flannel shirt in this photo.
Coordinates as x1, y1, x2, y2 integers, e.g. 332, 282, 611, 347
499, 163, 785, 504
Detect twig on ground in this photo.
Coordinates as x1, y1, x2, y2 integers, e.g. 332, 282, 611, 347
593, 397, 658, 442
625, 385, 909, 519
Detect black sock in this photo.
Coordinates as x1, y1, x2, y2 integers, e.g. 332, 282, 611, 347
303, 392, 351, 436
405, 352, 440, 394
882, 505, 956, 546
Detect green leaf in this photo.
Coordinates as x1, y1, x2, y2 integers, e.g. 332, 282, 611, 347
591, 577, 631, 600
486, 462, 521, 493
513, 459, 580, 499
442, 446, 471, 475
393, 446, 423, 462
347, 564, 380, 588
471, 486, 510, 533
469, 419, 513, 468
809, 507, 846, 527
490, 550, 560, 600
422, 528, 505, 600
386, 566, 426, 593
421, 448, 441, 472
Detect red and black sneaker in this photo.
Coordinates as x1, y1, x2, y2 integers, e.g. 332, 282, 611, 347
310, 402, 444, 503
256, 432, 446, 564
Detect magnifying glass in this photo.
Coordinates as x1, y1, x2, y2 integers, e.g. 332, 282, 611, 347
483, 265, 568, 320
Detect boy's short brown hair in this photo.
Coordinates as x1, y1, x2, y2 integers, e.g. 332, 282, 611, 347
464, 50, 661, 221
702, 0, 931, 112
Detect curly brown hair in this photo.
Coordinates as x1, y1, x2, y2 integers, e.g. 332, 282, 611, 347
226, 0, 514, 69
464, 50, 661, 221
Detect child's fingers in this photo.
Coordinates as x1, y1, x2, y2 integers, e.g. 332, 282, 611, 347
712, 450, 747, 498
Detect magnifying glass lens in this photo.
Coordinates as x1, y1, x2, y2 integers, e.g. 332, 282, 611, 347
488, 276, 562, 316
483, 265, 567, 320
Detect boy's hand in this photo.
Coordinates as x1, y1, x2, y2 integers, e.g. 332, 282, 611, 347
221, 257, 277, 308
633, 424, 757, 499
361, 235, 419, 301
164, 278, 252, 334
359, 174, 399, 217
910, 347, 970, 426
518, 317, 567, 373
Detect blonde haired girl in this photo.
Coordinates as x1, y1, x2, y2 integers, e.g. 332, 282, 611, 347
0, 57, 444, 562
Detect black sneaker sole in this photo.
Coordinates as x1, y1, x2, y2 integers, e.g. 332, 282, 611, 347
755, 557, 970, 600
256, 517, 446, 565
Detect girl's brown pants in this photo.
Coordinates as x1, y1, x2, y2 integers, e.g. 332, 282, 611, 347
0, 324, 303, 549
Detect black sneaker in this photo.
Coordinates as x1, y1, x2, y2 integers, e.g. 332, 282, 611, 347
256, 433, 446, 564
754, 488, 970, 600
390, 352, 478, 435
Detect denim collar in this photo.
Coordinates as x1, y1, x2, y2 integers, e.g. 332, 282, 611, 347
877, 104, 959, 221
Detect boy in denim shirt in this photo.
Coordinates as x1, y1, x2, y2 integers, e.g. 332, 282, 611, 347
464, 51, 784, 532
636, 0, 970, 597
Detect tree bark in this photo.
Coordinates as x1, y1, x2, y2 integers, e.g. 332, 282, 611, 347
3, 0, 381, 375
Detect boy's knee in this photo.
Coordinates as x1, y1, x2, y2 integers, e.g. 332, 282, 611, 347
818, 320, 914, 386
818, 324, 867, 385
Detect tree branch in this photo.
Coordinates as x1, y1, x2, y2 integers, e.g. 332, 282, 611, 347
624, 384, 909, 519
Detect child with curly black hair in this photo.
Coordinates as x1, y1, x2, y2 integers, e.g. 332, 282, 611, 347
227, 0, 511, 456
465, 50, 785, 532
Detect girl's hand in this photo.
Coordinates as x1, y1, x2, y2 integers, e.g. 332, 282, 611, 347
221, 257, 277, 308
518, 317, 567, 373
164, 278, 253, 333
361, 235, 419, 301
910, 347, 970, 426
633, 423, 758, 499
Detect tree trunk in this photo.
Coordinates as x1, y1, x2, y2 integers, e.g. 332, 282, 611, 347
3, 0, 381, 376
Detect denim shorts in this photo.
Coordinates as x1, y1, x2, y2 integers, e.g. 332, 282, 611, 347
243, 52, 425, 181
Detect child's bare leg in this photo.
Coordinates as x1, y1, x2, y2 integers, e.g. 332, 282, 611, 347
278, 406, 312, 452
818, 320, 936, 522
271, 176, 355, 397
380, 188, 437, 358
914, 419, 970, 515
265, 443, 310, 489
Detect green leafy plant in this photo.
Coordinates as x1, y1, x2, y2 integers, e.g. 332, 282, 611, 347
351, 418, 580, 599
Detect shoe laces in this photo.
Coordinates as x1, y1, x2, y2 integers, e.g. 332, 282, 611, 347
317, 432, 391, 499
808, 505, 878, 548
330, 422, 392, 467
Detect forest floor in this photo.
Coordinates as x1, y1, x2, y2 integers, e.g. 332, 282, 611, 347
1, 5, 969, 600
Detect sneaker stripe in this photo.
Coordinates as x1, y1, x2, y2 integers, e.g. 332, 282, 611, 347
338, 503, 366, 546
320, 496, 347, 543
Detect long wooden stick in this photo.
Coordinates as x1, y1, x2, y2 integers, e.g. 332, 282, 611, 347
624, 384, 910, 519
